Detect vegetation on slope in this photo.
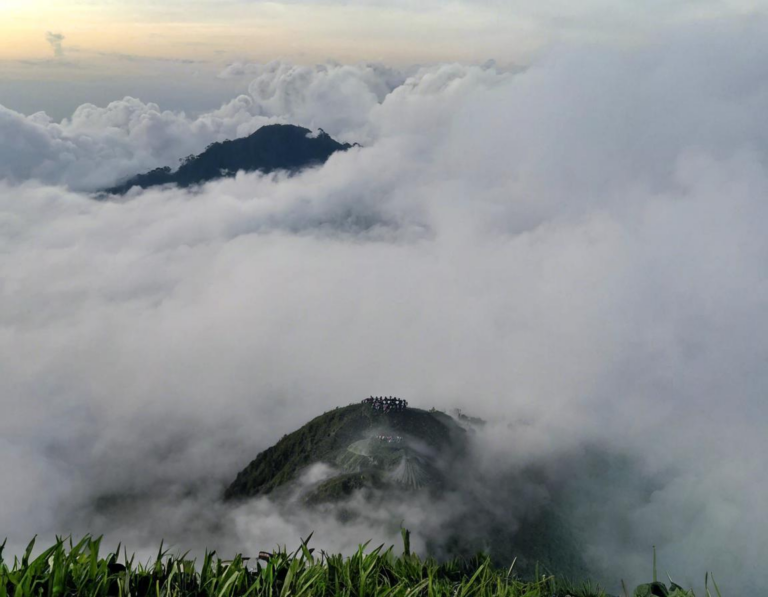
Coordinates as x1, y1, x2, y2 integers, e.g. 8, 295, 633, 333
0, 535, 710, 597
223, 404, 590, 581
224, 404, 465, 500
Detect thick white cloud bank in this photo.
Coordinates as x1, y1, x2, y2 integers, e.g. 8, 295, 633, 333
0, 61, 410, 191
3, 20, 768, 593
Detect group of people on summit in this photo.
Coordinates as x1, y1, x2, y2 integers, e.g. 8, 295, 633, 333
362, 396, 408, 412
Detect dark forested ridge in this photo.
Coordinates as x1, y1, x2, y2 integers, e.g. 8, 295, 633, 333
105, 124, 353, 194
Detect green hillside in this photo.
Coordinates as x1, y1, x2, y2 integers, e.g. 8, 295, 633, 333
223, 401, 591, 580
224, 403, 466, 500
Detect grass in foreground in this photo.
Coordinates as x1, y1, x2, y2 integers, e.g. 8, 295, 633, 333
0, 533, 713, 597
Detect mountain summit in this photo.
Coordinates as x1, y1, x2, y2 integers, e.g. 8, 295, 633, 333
224, 399, 588, 579
225, 399, 467, 503
105, 124, 352, 194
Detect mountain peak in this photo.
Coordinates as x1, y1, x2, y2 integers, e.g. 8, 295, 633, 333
223, 399, 588, 579
105, 124, 352, 195
224, 400, 467, 502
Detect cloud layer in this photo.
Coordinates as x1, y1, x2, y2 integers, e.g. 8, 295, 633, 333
2, 20, 768, 593
0, 61, 414, 191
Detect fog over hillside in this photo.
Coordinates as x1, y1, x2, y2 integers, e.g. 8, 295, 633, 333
2, 20, 768, 593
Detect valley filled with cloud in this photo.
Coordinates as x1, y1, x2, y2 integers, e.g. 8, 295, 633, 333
2, 19, 768, 593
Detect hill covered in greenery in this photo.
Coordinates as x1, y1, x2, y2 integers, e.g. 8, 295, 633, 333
224, 402, 590, 581
105, 124, 352, 194
225, 403, 466, 502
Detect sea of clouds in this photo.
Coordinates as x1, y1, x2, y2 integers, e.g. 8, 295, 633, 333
2, 19, 768, 593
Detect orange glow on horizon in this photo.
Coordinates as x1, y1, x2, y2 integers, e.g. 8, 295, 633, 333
0, 1, 539, 70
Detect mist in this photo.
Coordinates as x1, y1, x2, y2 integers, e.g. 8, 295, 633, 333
2, 19, 768, 593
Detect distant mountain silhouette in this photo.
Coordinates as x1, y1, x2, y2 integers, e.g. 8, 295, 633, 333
105, 124, 353, 194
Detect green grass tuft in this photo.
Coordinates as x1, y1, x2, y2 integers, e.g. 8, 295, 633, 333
0, 536, 710, 597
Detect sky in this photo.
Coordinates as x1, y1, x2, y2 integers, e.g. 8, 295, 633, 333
1, 0, 765, 118
3, 1, 768, 595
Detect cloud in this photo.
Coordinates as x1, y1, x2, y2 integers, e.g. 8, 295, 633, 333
46, 32, 66, 59
3, 19, 768, 594
0, 60, 500, 191
0, 97, 270, 191
0, 61, 419, 191
217, 62, 263, 79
